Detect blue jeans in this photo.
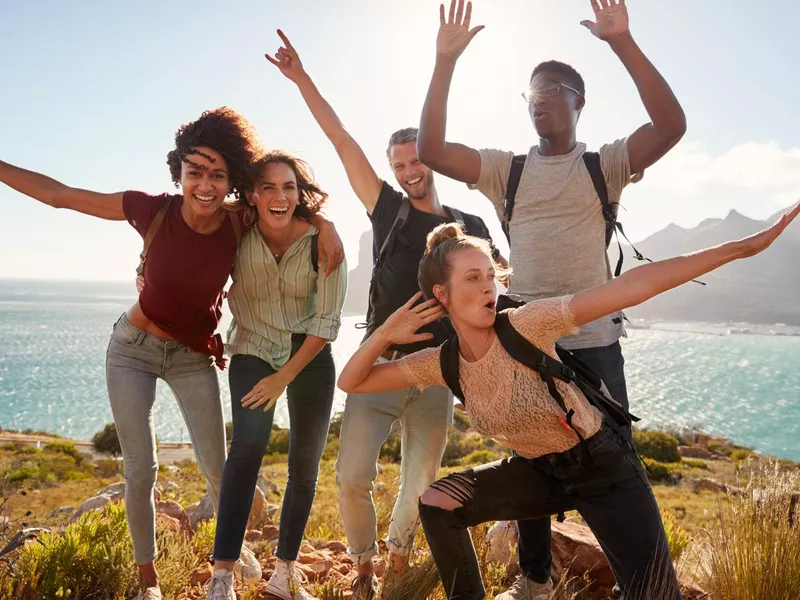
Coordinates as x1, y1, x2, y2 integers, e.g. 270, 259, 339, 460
213, 336, 335, 562
106, 314, 226, 565
516, 341, 629, 583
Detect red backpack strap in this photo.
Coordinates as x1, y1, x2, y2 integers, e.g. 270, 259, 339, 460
136, 197, 173, 276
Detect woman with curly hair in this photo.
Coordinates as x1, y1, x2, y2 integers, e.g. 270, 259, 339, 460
0, 109, 343, 600
204, 151, 347, 600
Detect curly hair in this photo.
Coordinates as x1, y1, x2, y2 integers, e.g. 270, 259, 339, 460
166, 107, 263, 203
247, 150, 328, 223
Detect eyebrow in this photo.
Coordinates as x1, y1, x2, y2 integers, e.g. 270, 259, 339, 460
183, 159, 228, 174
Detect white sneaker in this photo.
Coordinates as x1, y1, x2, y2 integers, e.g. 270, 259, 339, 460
132, 587, 163, 600
265, 559, 318, 600
495, 575, 554, 600
234, 545, 262, 584
206, 569, 237, 600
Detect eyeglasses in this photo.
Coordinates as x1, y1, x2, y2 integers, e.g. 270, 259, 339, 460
521, 82, 582, 103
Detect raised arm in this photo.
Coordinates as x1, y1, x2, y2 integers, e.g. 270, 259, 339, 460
266, 30, 382, 214
0, 159, 124, 220
338, 293, 444, 394
581, 0, 686, 175
569, 203, 800, 327
417, 0, 483, 185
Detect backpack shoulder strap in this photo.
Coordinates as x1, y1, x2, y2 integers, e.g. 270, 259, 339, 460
502, 154, 526, 243
310, 232, 320, 274
228, 210, 242, 245
582, 151, 614, 223
376, 197, 410, 265
136, 196, 173, 276
446, 206, 465, 227
439, 337, 466, 404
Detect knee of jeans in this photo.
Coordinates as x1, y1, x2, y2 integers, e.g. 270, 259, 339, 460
124, 462, 157, 494
227, 440, 267, 469
419, 472, 476, 511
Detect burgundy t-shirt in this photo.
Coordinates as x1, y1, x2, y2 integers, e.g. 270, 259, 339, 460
124, 191, 242, 367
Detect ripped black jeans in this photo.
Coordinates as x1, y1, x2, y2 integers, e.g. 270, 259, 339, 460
418, 422, 680, 600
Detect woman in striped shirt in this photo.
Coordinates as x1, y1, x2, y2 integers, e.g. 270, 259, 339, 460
206, 151, 347, 600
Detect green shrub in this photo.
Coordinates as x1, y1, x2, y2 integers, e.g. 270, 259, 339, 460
681, 458, 710, 471
643, 458, 682, 483
44, 441, 83, 464
458, 450, 499, 466
661, 511, 691, 561
633, 430, 681, 463
266, 426, 290, 455
92, 423, 122, 457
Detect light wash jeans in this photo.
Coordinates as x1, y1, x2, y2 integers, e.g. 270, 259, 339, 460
335, 357, 453, 564
105, 314, 226, 564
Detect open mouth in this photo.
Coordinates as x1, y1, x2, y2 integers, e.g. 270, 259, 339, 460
406, 176, 424, 187
484, 300, 496, 311
268, 207, 289, 216
193, 194, 216, 206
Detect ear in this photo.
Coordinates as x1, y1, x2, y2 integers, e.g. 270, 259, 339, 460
432, 283, 448, 308
245, 191, 257, 206
575, 94, 586, 113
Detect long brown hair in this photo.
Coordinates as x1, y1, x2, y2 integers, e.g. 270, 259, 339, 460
243, 150, 328, 226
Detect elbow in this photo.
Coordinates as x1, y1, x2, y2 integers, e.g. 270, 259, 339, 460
663, 110, 687, 146
417, 140, 444, 170
337, 375, 356, 395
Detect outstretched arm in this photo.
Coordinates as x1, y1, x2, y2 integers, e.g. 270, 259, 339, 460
266, 30, 382, 214
570, 203, 800, 327
581, 0, 686, 175
338, 293, 444, 394
0, 159, 124, 220
417, 0, 483, 185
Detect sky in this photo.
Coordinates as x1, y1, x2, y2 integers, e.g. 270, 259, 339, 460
1, 0, 799, 281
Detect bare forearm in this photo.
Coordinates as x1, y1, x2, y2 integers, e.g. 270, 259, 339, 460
278, 336, 327, 382
572, 240, 744, 326
0, 159, 65, 207
337, 330, 390, 392
294, 73, 350, 149
609, 33, 686, 136
418, 57, 457, 164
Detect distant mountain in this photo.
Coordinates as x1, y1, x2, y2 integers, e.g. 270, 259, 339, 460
342, 231, 372, 316
620, 206, 800, 325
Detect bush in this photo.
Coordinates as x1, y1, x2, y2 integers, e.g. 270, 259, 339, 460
44, 441, 83, 464
94, 458, 123, 478
642, 458, 682, 483
92, 423, 122, 457
266, 425, 290, 455
681, 458, 710, 471
700, 463, 800, 599
661, 511, 691, 561
458, 450, 498, 466
633, 430, 681, 463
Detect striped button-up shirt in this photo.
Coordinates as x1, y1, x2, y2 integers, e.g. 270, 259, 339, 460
226, 224, 348, 369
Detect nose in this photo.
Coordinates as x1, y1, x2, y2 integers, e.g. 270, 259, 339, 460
198, 174, 214, 192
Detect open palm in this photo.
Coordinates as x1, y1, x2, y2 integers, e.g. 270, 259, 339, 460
580, 0, 630, 41
738, 202, 800, 258
437, 0, 484, 60
265, 30, 306, 82
379, 293, 445, 346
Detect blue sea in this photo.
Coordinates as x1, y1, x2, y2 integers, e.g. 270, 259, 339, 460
2, 280, 800, 460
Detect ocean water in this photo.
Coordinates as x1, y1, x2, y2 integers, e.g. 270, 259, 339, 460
2, 280, 800, 460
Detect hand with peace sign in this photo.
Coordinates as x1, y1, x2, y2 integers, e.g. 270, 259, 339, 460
437, 0, 485, 62
580, 0, 631, 42
265, 29, 308, 84
377, 292, 446, 346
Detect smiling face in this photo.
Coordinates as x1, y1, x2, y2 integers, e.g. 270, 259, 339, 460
249, 160, 299, 231
179, 146, 231, 217
433, 247, 498, 331
388, 142, 434, 200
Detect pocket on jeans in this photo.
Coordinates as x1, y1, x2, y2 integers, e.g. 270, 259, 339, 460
111, 321, 144, 346
583, 424, 626, 467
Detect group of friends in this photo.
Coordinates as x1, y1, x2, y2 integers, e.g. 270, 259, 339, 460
3, 1, 798, 600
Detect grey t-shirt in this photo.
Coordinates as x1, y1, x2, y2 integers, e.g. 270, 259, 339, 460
471, 139, 632, 350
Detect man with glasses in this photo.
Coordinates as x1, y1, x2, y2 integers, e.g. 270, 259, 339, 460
416, 0, 686, 598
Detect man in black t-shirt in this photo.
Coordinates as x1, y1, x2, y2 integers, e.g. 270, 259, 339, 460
266, 31, 501, 598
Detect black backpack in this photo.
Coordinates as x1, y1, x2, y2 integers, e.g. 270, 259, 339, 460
438, 294, 640, 463
504, 152, 704, 285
